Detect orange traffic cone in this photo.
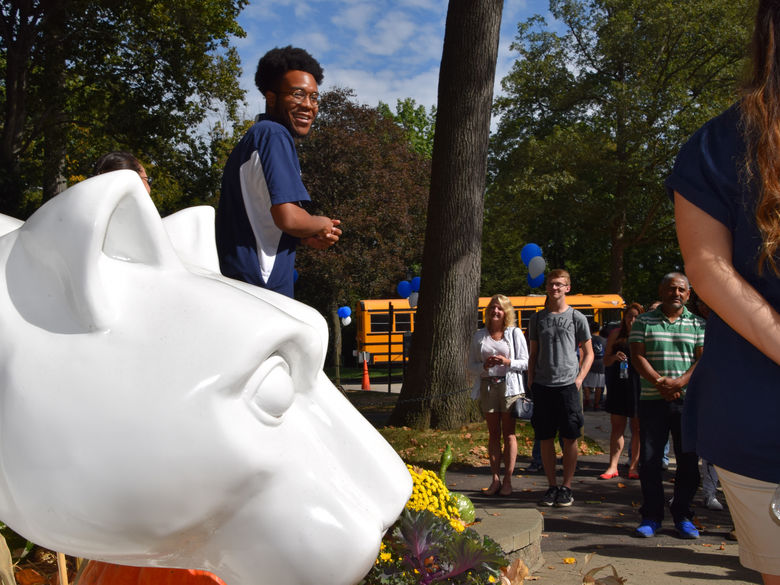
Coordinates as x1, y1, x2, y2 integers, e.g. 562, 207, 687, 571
361, 358, 371, 391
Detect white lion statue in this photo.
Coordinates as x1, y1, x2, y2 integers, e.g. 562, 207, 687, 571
0, 171, 411, 585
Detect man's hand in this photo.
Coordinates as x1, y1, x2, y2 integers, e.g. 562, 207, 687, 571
302, 219, 341, 249
654, 376, 683, 401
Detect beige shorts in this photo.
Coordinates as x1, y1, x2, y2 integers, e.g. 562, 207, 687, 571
715, 466, 780, 576
478, 378, 519, 414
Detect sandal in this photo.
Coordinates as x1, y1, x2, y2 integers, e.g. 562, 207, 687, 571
483, 482, 501, 496
628, 471, 640, 480
599, 471, 619, 480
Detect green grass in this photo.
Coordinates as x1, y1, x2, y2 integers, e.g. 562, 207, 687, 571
325, 364, 405, 380
344, 390, 604, 470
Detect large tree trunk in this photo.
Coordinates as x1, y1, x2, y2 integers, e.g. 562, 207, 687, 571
41, 0, 69, 202
0, 1, 43, 216
389, 0, 503, 429
330, 302, 342, 387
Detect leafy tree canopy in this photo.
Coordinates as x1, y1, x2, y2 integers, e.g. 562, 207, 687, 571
378, 97, 436, 159
294, 88, 429, 361
0, 0, 247, 217
486, 0, 752, 302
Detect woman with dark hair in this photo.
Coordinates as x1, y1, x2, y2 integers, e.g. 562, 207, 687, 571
468, 294, 529, 496
670, 1, 780, 581
599, 302, 643, 480
92, 151, 152, 194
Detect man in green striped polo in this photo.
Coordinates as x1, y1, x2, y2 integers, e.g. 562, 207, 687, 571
629, 272, 705, 539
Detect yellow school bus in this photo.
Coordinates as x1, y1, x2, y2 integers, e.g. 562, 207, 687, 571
356, 294, 625, 365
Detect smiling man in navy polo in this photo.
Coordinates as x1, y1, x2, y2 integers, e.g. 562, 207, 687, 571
216, 46, 341, 298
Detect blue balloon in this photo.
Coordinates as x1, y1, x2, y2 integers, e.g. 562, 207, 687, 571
397, 280, 412, 298
527, 273, 545, 288
337, 306, 352, 319
293, 269, 299, 282
410, 276, 421, 292
521, 243, 543, 266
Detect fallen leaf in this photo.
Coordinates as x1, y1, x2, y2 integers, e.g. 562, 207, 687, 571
16, 568, 46, 585
719, 542, 726, 550
617, 482, 626, 488
581, 563, 627, 585
500, 558, 530, 585
563, 557, 576, 564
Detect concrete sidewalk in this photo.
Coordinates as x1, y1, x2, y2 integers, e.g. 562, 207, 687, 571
348, 388, 762, 585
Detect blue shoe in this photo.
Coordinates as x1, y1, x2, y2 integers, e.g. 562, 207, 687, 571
635, 519, 661, 538
675, 519, 700, 539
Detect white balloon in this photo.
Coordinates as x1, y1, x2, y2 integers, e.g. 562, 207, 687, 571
341, 315, 352, 326
408, 291, 419, 308
528, 255, 546, 279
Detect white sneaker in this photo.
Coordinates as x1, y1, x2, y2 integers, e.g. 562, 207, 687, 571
705, 496, 724, 511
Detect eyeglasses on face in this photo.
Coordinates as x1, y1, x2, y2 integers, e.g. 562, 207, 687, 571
547, 281, 568, 289
277, 89, 320, 105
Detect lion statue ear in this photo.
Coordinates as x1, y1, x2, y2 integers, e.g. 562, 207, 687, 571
0, 215, 23, 237
4, 170, 181, 332
162, 206, 221, 274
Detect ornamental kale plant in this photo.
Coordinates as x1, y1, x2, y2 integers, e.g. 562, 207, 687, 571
360, 509, 507, 585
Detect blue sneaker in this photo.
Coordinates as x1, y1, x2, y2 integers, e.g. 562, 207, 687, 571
635, 519, 661, 538
675, 519, 700, 539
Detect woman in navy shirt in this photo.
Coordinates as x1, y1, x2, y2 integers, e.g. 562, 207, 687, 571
670, 1, 780, 582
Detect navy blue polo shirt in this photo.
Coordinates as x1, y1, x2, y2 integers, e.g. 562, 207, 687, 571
216, 116, 310, 298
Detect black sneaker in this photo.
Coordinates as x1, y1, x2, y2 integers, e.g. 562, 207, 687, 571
538, 486, 558, 507
555, 486, 574, 507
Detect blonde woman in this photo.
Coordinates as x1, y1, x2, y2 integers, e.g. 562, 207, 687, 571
468, 295, 529, 496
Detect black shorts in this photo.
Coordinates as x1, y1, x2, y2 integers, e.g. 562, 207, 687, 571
530, 382, 584, 440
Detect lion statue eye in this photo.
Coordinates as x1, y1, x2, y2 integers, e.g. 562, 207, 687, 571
243, 355, 295, 425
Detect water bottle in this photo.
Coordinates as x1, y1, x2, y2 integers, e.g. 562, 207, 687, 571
771, 484, 780, 521
488, 351, 499, 378
619, 360, 629, 379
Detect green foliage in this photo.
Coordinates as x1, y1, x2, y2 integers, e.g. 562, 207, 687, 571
378, 98, 437, 159
486, 0, 752, 299
359, 509, 506, 585
294, 88, 429, 357
0, 0, 247, 217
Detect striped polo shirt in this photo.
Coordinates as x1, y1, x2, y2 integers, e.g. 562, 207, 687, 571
628, 307, 706, 400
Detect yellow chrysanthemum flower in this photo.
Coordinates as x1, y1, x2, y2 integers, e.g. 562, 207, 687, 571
404, 465, 461, 521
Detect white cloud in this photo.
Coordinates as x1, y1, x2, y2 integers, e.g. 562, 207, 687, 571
325, 66, 439, 111
355, 11, 418, 56
232, 0, 546, 127
332, 2, 377, 31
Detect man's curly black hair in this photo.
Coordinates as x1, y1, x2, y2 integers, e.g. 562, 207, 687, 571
255, 46, 324, 94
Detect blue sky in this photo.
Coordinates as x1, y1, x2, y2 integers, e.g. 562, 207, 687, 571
233, 0, 553, 119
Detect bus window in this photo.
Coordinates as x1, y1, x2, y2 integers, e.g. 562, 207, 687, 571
518, 309, 536, 331
601, 308, 623, 324
395, 312, 413, 332
370, 313, 390, 333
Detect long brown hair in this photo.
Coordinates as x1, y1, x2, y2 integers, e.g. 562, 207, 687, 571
618, 302, 644, 340
742, 0, 780, 275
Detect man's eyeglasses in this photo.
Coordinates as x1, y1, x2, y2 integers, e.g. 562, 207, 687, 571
547, 282, 568, 289
278, 89, 320, 105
